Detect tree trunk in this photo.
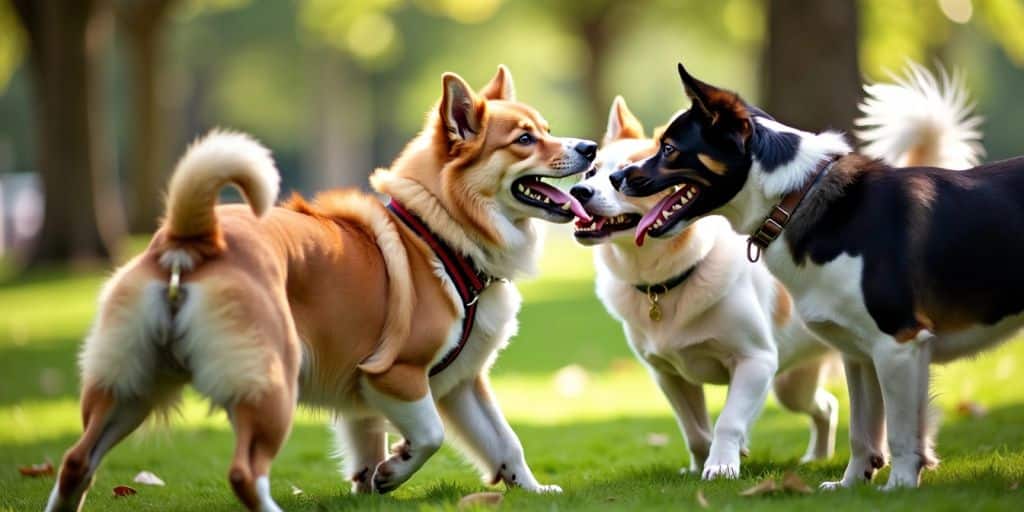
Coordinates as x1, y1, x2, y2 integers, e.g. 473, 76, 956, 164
12, 0, 120, 266
761, 0, 861, 133
119, 0, 176, 234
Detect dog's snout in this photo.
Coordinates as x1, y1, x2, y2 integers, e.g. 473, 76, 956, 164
609, 168, 629, 190
569, 184, 595, 204
574, 140, 598, 162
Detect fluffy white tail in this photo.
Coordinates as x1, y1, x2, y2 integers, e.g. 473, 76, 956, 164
856, 62, 984, 169
164, 130, 280, 241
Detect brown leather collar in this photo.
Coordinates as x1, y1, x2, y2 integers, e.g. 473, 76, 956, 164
747, 156, 839, 262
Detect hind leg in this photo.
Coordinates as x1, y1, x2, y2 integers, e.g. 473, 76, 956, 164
332, 416, 388, 494
227, 382, 295, 512
45, 385, 157, 512
773, 358, 838, 462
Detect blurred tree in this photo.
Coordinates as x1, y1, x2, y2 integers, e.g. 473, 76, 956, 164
9, 0, 122, 266
116, 0, 180, 233
761, 0, 860, 133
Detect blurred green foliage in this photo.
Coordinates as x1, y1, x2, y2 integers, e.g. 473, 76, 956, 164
1, 0, 1024, 191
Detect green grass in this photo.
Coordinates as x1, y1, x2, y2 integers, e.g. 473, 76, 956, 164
2, 233, 1024, 511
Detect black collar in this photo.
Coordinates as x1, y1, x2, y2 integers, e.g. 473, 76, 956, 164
634, 264, 698, 295
387, 200, 495, 376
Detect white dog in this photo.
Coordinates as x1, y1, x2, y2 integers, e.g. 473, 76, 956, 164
570, 97, 839, 479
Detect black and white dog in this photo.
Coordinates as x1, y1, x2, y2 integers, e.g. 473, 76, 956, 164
612, 62, 1002, 489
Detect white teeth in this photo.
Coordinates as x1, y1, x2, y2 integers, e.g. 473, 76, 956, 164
654, 220, 663, 228
672, 204, 682, 211
686, 190, 695, 199
679, 196, 689, 204
662, 210, 672, 219
518, 184, 526, 192
561, 202, 571, 210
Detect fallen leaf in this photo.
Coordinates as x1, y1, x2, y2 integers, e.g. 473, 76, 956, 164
739, 478, 778, 496
18, 461, 54, 477
781, 472, 812, 494
552, 364, 589, 398
112, 485, 137, 497
133, 470, 165, 486
291, 484, 304, 496
956, 400, 988, 418
696, 488, 709, 508
645, 433, 669, 447
457, 492, 503, 509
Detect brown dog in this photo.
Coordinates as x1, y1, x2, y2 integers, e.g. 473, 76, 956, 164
46, 66, 595, 511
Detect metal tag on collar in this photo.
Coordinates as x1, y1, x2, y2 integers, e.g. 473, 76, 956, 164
647, 284, 667, 321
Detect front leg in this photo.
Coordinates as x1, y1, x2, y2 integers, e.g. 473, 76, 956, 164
438, 375, 560, 493
703, 355, 776, 480
649, 368, 712, 475
331, 416, 387, 494
820, 357, 886, 490
875, 342, 932, 490
361, 376, 445, 494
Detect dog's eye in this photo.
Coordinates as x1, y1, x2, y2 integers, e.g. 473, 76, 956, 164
662, 143, 676, 157
516, 133, 535, 145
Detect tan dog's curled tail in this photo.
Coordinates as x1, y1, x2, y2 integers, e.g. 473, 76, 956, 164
164, 130, 280, 245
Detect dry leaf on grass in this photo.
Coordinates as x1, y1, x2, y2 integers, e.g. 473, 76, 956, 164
18, 461, 54, 477
291, 484, 304, 496
112, 485, 137, 497
696, 488, 709, 508
781, 472, 812, 494
739, 478, 778, 496
133, 471, 165, 486
956, 400, 988, 418
457, 491, 503, 509
645, 433, 669, 447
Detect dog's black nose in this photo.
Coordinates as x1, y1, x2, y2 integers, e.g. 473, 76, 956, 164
569, 184, 594, 203
609, 169, 628, 190
574, 140, 598, 162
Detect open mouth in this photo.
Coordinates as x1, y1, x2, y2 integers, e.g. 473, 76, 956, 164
635, 182, 701, 246
573, 214, 642, 240
512, 176, 591, 222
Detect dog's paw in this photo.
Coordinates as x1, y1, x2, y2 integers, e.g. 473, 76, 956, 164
701, 463, 739, 480
527, 483, 562, 494
371, 459, 409, 494
819, 480, 847, 491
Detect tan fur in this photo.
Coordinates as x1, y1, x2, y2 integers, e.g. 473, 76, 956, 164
773, 279, 793, 327
698, 153, 728, 175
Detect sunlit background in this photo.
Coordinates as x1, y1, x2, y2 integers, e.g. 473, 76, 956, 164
2, 1, 1024, 510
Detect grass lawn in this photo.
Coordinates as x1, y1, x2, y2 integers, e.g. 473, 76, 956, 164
2, 231, 1023, 511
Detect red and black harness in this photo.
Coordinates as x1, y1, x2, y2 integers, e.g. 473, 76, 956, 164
387, 200, 496, 377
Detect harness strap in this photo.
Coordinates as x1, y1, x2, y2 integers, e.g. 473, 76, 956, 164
386, 200, 493, 376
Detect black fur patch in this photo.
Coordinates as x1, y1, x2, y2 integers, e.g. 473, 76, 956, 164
787, 155, 1024, 336
751, 123, 800, 172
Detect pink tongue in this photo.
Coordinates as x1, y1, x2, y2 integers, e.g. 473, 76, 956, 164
635, 187, 688, 246
526, 180, 592, 221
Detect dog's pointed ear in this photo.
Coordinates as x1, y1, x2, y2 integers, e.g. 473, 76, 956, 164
604, 96, 645, 144
479, 64, 516, 101
677, 62, 752, 151
441, 72, 485, 144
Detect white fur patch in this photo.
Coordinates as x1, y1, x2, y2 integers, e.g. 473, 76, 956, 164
753, 118, 851, 198
170, 285, 280, 405
79, 277, 171, 397
856, 62, 983, 169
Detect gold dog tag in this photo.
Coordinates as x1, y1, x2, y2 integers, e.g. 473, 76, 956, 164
649, 303, 662, 321
647, 287, 662, 321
